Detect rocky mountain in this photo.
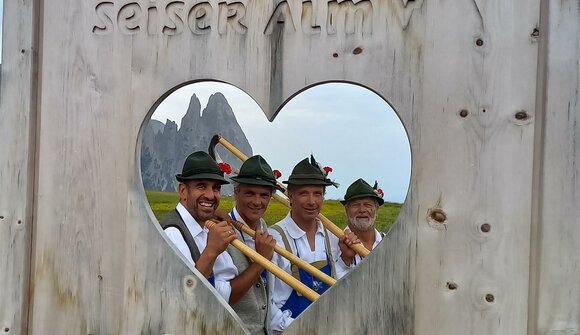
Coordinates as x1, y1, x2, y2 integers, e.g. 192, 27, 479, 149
141, 92, 253, 195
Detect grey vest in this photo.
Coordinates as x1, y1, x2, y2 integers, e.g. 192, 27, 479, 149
159, 209, 203, 266
227, 220, 270, 335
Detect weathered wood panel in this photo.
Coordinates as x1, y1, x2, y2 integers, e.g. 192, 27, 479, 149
5, 0, 576, 333
288, 0, 541, 334
27, 0, 247, 333
529, 0, 580, 334
0, 0, 37, 334
414, 1, 540, 334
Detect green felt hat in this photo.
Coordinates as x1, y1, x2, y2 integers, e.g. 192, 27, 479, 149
229, 155, 283, 191
175, 151, 229, 184
283, 155, 338, 187
341, 178, 384, 206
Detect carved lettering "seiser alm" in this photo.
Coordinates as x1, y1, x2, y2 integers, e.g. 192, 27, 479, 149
93, 0, 373, 36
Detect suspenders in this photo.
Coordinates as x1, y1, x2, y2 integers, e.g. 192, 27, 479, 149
270, 225, 336, 282
160, 209, 214, 280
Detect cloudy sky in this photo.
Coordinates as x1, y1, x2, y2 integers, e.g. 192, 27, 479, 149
153, 82, 411, 202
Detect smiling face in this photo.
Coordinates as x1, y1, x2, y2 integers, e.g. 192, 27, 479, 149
234, 183, 273, 227
179, 179, 222, 223
288, 185, 325, 226
345, 197, 378, 231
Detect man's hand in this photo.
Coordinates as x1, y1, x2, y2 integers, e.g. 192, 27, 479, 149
214, 209, 233, 224
205, 221, 236, 257
254, 230, 276, 261
196, 221, 236, 278
338, 231, 360, 266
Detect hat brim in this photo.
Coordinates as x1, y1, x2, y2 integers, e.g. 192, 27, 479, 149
282, 178, 335, 186
176, 173, 230, 185
341, 194, 384, 206
229, 176, 284, 191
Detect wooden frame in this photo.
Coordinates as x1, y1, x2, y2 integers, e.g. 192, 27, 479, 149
1, 0, 578, 334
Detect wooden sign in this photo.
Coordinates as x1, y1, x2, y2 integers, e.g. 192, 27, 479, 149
1, 0, 579, 334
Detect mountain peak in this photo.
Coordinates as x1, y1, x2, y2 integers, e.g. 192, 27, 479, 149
141, 92, 253, 194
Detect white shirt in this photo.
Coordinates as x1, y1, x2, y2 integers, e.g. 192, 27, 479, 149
267, 213, 348, 333
164, 203, 238, 302
335, 227, 383, 279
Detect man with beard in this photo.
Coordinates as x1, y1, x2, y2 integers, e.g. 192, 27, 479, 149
267, 155, 357, 333
336, 178, 385, 278
226, 155, 281, 334
160, 151, 238, 302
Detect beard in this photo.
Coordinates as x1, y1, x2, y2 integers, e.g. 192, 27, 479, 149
349, 216, 376, 231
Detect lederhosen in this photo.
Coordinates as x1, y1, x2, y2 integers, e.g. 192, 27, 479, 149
159, 209, 214, 285
227, 210, 270, 335
271, 224, 336, 318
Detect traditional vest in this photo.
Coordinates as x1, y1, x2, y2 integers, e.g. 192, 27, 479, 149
270, 225, 336, 318
159, 209, 214, 284
227, 211, 269, 335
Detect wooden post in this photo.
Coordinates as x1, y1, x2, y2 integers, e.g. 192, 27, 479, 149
0, 1, 37, 334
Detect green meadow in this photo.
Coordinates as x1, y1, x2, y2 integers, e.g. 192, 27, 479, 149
146, 190, 401, 233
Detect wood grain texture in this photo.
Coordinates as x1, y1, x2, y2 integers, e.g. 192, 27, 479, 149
288, 0, 540, 333
529, 1, 580, 334
0, 0, 37, 334
27, 1, 248, 333
6, 0, 577, 333
413, 1, 539, 334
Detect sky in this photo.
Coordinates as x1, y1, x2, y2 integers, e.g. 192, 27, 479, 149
152, 82, 411, 203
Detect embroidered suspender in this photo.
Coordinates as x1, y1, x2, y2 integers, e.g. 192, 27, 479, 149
270, 225, 335, 280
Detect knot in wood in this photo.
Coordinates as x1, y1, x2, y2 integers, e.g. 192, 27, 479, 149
480, 223, 491, 233
515, 111, 529, 120
446, 282, 458, 290
353, 47, 363, 55
430, 209, 446, 223
459, 109, 469, 118
485, 293, 495, 303
475, 38, 484, 47
186, 278, 194, 287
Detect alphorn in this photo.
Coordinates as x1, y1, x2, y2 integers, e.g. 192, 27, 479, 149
205, 220, 320, 302
209, 134, 371, 258
230, 220, 337, 287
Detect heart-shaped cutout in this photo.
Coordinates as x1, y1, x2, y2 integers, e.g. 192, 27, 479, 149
140, 81, 410, 333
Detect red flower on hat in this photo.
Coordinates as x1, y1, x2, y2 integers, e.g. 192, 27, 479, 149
273, 169, 282, 179
323, 166, 333, 174
218, 162, 232, 175
376, 188, 384, 198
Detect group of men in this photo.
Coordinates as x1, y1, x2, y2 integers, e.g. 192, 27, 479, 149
161, 151, 385, 334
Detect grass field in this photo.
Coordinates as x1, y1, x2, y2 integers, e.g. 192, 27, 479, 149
146, 190, 401, 232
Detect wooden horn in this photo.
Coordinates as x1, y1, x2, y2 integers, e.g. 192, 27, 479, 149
230, 220, 337, 287
204, 220, 320, 302
211, 134, 371, 258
